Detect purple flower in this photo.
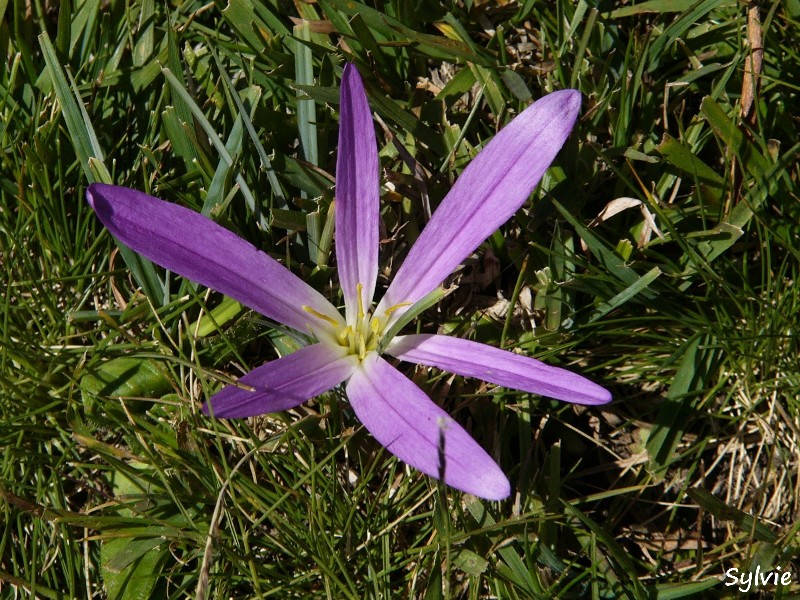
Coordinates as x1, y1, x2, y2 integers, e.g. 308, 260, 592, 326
87, 64, 610, 500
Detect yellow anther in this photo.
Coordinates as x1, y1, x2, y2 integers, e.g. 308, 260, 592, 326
356, 282, 365, 320
302, 305, 340, 327
358, 333, 367, 360
370, 318, 382, 335
338, 325, 352, 345
384, 302, 412, 317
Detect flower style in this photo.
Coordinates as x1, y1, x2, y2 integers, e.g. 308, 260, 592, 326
86, 64, 611, 500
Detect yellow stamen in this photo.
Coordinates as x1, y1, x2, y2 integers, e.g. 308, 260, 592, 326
338, 325, 352, 345
370, 318, 381, 335
358, 333, 367, 360
302, 305, 339, 327
356, 282, 365, 320
384, 301, 412, 317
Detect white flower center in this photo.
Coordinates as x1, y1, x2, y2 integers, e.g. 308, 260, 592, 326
303, 282, 409, 361
336, 312, 383, 360
336, 282, 384, 360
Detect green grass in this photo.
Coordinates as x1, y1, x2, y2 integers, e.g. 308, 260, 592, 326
2, 0, 799, 598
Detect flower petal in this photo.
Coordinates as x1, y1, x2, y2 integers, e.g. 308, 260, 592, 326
387, 334, 611, 405
346, 353, 510, 500
376, 90, 581, 324
87, 183, 343, 336
203, 343, 359, 418
336, 64, 380, 323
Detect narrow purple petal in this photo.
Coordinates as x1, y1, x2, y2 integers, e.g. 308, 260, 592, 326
376, 90, 581, 325
386, 334, 611, 405
87, 184, 343, 337
336, 64, 380, 323
203, 343, 359, 418
346, 354, 510, 500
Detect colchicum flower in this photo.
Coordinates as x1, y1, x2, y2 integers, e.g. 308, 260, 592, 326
87, 64, 611, 500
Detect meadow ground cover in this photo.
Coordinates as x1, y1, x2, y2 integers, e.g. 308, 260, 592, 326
1, 1, 799, 598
